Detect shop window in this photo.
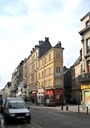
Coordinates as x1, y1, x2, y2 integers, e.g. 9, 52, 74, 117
55, 94, 61, 100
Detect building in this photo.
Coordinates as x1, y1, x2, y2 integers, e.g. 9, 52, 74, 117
26, 37, 52, 102
71, 53, 82, 104
10, 37, 64, 105
4, 82, 11, 97
38, 41, 64, 105
78, 12, 90, 107
11, 60, 25, 97
63, 66, 71, 99
71, 12, 90, 106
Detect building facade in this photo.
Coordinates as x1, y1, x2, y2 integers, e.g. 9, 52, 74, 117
38, 41, 64, 105
78, 12, 90, 107
6, 37, 64, 105
71, 12, 90, 105
26, 37, 52, 102
71, 55, 82, 104
63, 66, 71, 99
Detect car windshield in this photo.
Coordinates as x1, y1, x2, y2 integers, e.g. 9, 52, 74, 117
9, 102, 26, 109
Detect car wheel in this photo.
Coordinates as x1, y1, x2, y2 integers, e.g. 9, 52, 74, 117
27, 119, 31, 123
5, 117, 9, 124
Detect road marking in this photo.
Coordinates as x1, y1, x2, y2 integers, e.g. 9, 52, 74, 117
49, 112, 65, 117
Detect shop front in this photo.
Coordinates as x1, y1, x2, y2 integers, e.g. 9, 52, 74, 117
81, 85, 90, 108
44, 88, 63, 105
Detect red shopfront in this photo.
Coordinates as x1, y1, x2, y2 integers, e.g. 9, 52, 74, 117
45, 88, 63, 105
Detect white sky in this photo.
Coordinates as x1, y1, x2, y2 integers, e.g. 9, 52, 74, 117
0, 0, 90, 89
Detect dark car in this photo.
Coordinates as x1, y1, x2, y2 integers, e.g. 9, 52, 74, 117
3, 97, 31, 123
66, 97, 76, 104
44, 99, 56, 106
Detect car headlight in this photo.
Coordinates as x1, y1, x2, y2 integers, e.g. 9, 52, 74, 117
10, 114, 15, 117
25, 113, 30, 116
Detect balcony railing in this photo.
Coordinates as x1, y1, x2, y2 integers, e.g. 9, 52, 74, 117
55, 73, 63, 77
78, 73, 90, 83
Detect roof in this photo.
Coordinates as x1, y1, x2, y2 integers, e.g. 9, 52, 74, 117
80, 12, 90, 21
5, 97, 24, 102
72, 56, 81, 67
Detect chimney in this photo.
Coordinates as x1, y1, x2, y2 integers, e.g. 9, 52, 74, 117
39, 40, 43, 46
57, 41, 61, 47
45, 37, 49, 42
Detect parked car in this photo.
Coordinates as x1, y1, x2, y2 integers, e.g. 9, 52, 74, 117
66, 97, 76, 104
3, 97, 31, 123
44, 99, 56, 106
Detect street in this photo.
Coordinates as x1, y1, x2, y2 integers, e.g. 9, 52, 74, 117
0, 104, 90, 128
30, 105, 90, 128
0, 113, 45, 128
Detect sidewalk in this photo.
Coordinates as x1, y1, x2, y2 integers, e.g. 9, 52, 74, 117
26, 101, 90, 114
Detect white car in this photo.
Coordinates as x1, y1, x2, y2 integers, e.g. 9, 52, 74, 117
3, 97, 31, 123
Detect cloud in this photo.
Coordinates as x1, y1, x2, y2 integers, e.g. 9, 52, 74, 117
0, 0, 28, 16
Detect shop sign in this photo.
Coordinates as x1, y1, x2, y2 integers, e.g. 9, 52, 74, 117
45, 90, 53, 95
81, 85, 90, 89
55, 89, 62, 94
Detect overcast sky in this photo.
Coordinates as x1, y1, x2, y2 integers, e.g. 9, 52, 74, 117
0, 0, 90, 90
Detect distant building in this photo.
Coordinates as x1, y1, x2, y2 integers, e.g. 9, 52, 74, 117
63, 66, 71, 98
4, 82, 11, 97
71, 54, 82, 104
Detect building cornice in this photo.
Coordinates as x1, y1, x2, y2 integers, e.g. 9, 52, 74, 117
79, 26, 90, 36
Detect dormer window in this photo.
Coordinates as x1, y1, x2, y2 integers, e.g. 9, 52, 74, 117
86, 20, 90, 27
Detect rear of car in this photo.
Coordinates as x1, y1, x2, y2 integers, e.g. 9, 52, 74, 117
44, 99, 56, 106
3, 97, 31, 123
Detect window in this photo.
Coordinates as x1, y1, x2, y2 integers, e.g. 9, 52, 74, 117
39, 62, 40, 67
42, 71, 44, 77
56, 52, 60, 58
39, 73, 40, 78
49, 68, 50, 74
86, 38, 90, 53
86, 20, 90, 27
45, 70, 46, 76
45, 57, 46, 64
56, 78, 61, 85
56, 67, 60, 73
87, 61, 90, 73
42, 82, 43, 87
45, 81, 46, 87
48, 79, 50, 86
49, 54, 51, 61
